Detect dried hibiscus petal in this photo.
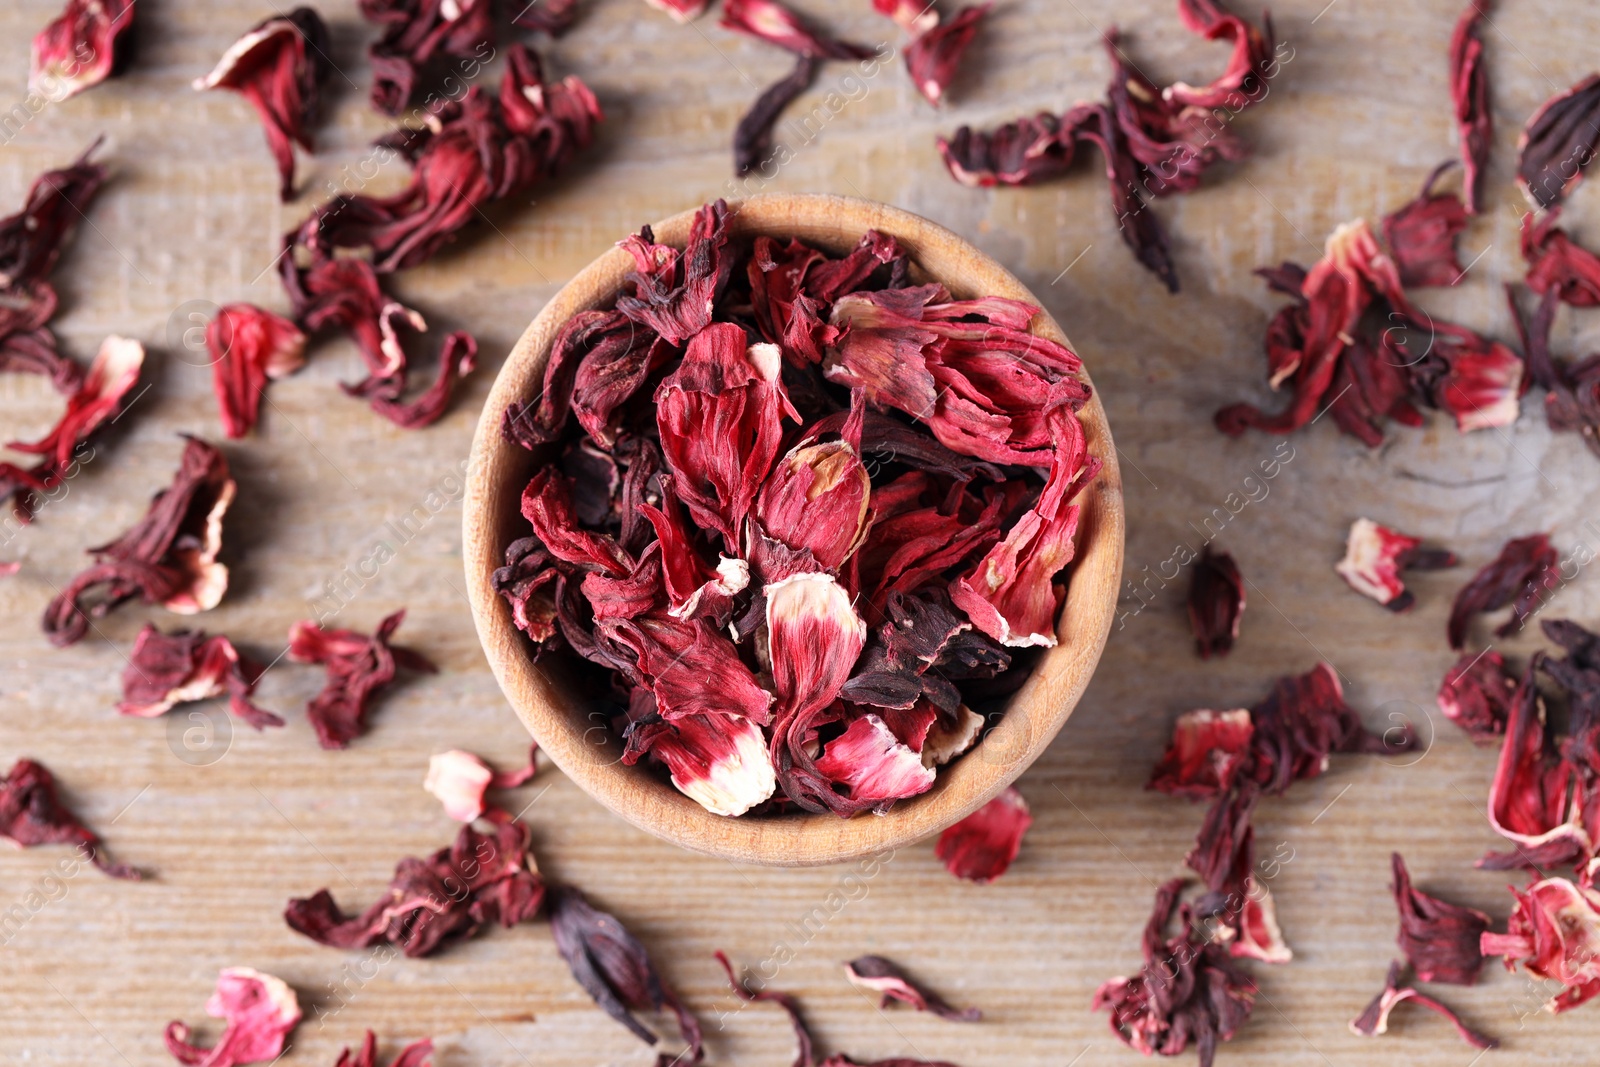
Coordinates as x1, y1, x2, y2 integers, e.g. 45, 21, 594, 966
1482, 875, 1600, 1013
286, 819, 544, 956
1381, 163, 1469, 287
30, 0, 134, 100
1148, 708, 1254, 800
1449, 1, 1490, 213
936, 786, 1031, 883
328, 1033, 433, 1067
119, 624, 281, 729
625, 710, 777, 817
1479, 661, 1590, 870
735, 52, 819, 178
193, 9, 331, 200
42, 433, 234, 646
843, 956, 980, 1021
644, 0, 707, 21
1446, 533, 1559, 649
548, 886, 704, 1065
423, 745, 538, 822
1188, 546, 1243, 658
754, 409, 872, 571
1437, 648, 1516, 742
165, 968, 301, 1067
1522, 208, 1600, 307
0, 140, 109, 292
286, 609, 437, 749
1229, 880, 1290, 964
0, 758, 138, 878
1391, 853, 1488, 985
812, 713, 936, 810
1518, 73, 1600, 211
204, 304, 306, 438
1348, 961, 1496, 1048
937, 111, 1083, 188
361, 0, 493, 115
1246, 662, 1405, 795
1163, 0, 1276, 111
899, 4, 991, 107
719, 0, 871, 59
1335, 517, 1457, 612
0, 322, 82, 395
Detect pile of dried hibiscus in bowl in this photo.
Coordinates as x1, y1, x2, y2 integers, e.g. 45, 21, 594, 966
492, 199, 1102, 819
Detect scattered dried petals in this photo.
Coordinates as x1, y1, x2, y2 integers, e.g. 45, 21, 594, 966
1482, 876, 1600, 1012
1446, 534, 1559, 649
30, 0, 134, 100
1188, 546, 1244, 658
165, 968, 301, 1067
0, 758, 138, 878
287, 610, 437, 749
119, 624, 281, 729
936, 786, 1031, 883
1348, 961, 1496, 1048
327, 1033, 433, 1067
843, 956, 980, 1021
205, 304, 307, 438
1335, 517, 1456, 612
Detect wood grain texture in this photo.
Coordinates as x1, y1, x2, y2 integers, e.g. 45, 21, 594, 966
2, 0, 1599, 1065
464, 192, 1124, 865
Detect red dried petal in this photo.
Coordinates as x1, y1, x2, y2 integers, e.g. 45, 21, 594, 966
1148, 708, 1254, 800
368, 327, 477, 429
1518, 73, 1600, 211
1381, 163, 1469, 287
1164, 0, 1277, 111
1447, 533, 1559, 649
520, 467, 634, 577
628, 711, 777, 816
1230, 880, 1291, 964
1392, 853, 1489, 985
936, 786, 1031, 883
1335, 517, 1456, 611
119, 624, 281, 729
30, 0, 134, 100
937, 111, 1083, 188
491, 537, 562, 642
719, 0, 872, 59
1482, 876, 1600, 1013
1437, 648, 1516, 742
0, 141, 108, 291
193, 9, 331, 200
1479, 661, 1590, 870
1188, 546, 1243, 657
1449, 1, 1490, 212
1522, 208, 1600, 308
1348, 961, 1496, 1048
812, 713, 936, 808
165, 968, 301, 1067
843, 955, 981, 1021
205, 304, 306, 438
0, 758, 138, 879
602, 614, 774, 726
328, 1033, 434, 1067
755, 413, 872, 572
902, 4, 990, 107
1246, 662, 1403, 795
286, 609, 437, 749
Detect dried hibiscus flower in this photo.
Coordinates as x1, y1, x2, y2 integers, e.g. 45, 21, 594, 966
361, 0, 493, 115
327, 1033, 433, 1067
871, 0, 991, 107
165, 968, 301, 1067
1521, 208, 1600, 307
1188, 546, 1243, 658
1381, 163, 1469, 287
1334, 518, 1457, 612
0, 757, 138, 878
1348, 961, 1496, 1048
204, 304, 307, 438
1482, 875, 1600, 1013
1391, 852, 1489, 985
1437, 648, 1516, 742
720, 0, 870, 58
30, 0, 135, 100
1148, 708, 1254, 800
286, 609, 436, 749
936, 787, 1031, 883
1518, 73, 1600, 211
1446, 533, 1559, 650
193, 9, 332, 200
1449, 1, 1490, 213
548, 886, 704, 1065
42, 434, 233, 647
843, 956, 980, 1021
119, 624, 281, 729
1480, 661, 1589, 870
0, 139, 108, 293
423, 745, 538, 822
286, 819, 544, 956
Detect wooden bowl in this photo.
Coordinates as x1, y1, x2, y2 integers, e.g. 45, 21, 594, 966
464, 193, 1124, 866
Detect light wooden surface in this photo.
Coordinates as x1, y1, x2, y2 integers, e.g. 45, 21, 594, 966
1, 0, 1598, 1065
463, 192, 1125, 866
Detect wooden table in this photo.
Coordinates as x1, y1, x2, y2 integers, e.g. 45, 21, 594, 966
1, 0, 1596, 1063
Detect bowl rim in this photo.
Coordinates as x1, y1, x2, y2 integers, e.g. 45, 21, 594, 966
463, 192, 1125, 866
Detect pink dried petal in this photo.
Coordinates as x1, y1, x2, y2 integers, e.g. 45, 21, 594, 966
1382, 163, 1469, 287
1392, 852, 1489, 985
719, 0, 871, 59
287, 610, 437, 749
1437, 648, 1516, 742
1518, 73, 1600, 211
1335, 517, 1457, 611
843, 955, 980, 1021
872, 0, 937, 35
424, 750, 495, 822
1148, 708, 1254, 800
164, 968, 300, 1067
30, 0, 134, 100
204, 304, 306, 438
813, 713, 936, 809
1449, 1, 1490, 212
1348, 961, 1496, 1048
936, 786, 1031, 883
1188, 546, 1243, 658
1447, 533, 1559, 649
903, 4, 991, 107
119, 624, 281, 729
643, 0, 708, 22
1482, 876, 1600, 1012
0, 758, 138, 878
194, 9, 331, 200
1435, 335, 1524, 433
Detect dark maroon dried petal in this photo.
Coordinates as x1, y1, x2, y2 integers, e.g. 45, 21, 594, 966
843, 956, 980, 1022
42, 434, 232, 646
361, 0, 493, 115
902, 4, 990, 107
1518, 73, 1600, 211
119, 624, 282, 730
734, 52, 818, 177
513, 0, 579, 34
548, 886, 704, 1065
1437, 648, 1515, 742
0, 321, 81, 396
1188, 546, 1243, 658
30, 0, 134, 100
1246, 662, 1406, 795
194, 8, 332, 201
286, 609, 437, 749
1382, 163, 1468, 287
618, 201, 735, 346
0, 758, 138, 878
368, 328, 477, 429
1446, 534, 1559, 649
1073, 101, 1179, 292
715, 952, 815, 1067
1391, 853, 1488, 985
1506, 283, 1600, 458
937, 111, 1082, 188
1449, 1, 1490, 213
1540, 619, 1600, 780
205, 304, 307, 438
286, 820, 544, 956
0, 140, 108, 292
935, 786, 1031, 883
1184, 784, 1257, 930
1348, 961, 1496, 1048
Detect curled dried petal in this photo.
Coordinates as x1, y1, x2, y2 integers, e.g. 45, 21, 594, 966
1518, 73, 1600, 211
1447, 534, 1559, 649
119, 624, 281, 729
1382, 163, 1468, 287
205, 304, 307, 438
30, 0, 134, 100
843, 956, 980, 1021
0, 758, 139, 879
287, 610, 437, 749
165, 968, 301, 1067
1449, 1, 1490, 212
1437, 648, 1516, 742
1482, 876, 1600, 1013
1148, 708, 1254, 800
1348, 961, 1496, 1048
